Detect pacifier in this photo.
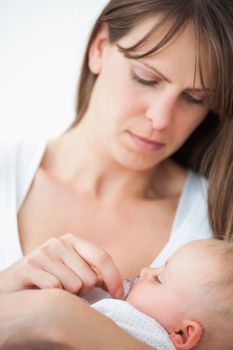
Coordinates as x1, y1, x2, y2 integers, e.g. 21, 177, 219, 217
122, 275, 140, 300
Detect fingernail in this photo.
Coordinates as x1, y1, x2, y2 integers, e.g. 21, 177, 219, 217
114, 287, 124, 299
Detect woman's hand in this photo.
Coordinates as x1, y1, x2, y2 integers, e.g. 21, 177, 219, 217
0, 233, 123, 298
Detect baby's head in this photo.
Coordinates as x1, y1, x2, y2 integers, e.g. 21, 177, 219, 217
126, 239, 233, 350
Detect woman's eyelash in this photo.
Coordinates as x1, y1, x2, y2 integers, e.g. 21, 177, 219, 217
153, 274, 162, 284
183, 92, 204, 105
131, 73, 159, 87
132, 72, 205, 105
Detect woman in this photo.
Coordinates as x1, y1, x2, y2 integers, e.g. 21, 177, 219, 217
0, 0, 233, 348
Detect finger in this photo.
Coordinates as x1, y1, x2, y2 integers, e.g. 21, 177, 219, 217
35, 238, 99, 295
60, 247, 99, 296
34, 255, 84, 294
95, 275, 108, 291
47, 262, 84, 294
22, 267, 63, 290
91, 269, 111, 293
25, 249, 84, 294
63, 234, 123, 298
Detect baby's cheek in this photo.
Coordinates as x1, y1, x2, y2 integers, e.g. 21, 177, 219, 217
126, 283, 152, 315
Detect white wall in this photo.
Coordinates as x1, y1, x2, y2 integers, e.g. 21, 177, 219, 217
0, 0, 108, 141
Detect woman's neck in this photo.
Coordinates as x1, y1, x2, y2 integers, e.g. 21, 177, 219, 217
42, 124, 185, 202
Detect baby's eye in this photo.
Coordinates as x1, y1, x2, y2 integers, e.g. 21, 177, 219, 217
153, 274, 162, 284
131, 73, 159, 88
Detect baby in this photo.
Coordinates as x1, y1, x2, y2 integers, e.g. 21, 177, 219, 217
92, 239, 233, 350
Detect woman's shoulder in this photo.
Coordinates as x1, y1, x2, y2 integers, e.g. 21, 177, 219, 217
0, 140, 28, 182
150, 159, 187, 199
0, 139, 47, 209
184, 170, 208, 202
151, 169, 211, 268
164, 159, 208, 197
168, 169, 211, 243
170, 167, 209, 231
0, 139, 47, 168
0, 140, 19, 167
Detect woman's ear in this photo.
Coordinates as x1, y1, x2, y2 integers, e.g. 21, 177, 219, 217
88, 22, 109, 74
169, 320, 203, 350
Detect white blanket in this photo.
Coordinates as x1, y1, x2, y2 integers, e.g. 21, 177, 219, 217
92, 299, 176, 350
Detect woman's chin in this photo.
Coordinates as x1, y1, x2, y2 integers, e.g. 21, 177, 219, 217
113, 150, 163, 172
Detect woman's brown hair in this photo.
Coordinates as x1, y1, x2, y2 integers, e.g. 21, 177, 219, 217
71, 0, 233, 240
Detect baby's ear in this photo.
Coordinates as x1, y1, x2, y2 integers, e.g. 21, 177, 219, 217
169, 320, 203, 350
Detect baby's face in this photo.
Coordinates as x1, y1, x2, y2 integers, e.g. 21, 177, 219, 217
126, 241, 218, 333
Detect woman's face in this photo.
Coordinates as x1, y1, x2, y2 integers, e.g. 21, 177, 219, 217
86, 19, 210, 171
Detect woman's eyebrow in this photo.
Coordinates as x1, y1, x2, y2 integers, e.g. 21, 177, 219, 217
138, 60, 171, 83
137, 60, 210, 92
185, 87, 210, 94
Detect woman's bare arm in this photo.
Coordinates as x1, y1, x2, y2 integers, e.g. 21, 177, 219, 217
0, 290, 71, 350
0, 289, 153, 350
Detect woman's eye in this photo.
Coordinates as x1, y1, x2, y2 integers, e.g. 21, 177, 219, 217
183, 92, 204, 105
153, 274, 162, 284
131, 73, 158, 88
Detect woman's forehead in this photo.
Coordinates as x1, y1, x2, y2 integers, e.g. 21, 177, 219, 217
117, 17, 210, 88
118, 16, 194, 51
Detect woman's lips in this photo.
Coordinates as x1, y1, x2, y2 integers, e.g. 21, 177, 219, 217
128, 131, 165, 152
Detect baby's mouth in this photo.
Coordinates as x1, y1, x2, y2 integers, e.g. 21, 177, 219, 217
122, 276, 140, 300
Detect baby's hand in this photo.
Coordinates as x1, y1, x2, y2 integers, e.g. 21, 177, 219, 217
0, 233, 123, 298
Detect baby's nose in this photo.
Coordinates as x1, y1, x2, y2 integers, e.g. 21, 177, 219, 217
140, 267, 158, 280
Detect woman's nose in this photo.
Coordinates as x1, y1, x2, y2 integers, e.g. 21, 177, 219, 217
145, 93, 176, 130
